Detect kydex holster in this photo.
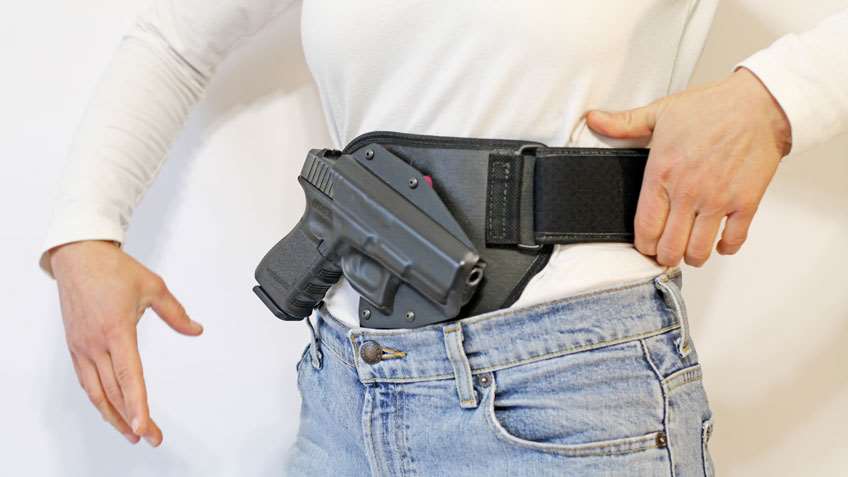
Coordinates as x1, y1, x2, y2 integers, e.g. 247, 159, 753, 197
253, 131, 648, 329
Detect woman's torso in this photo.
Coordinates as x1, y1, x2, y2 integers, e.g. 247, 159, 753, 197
299, 0, 719, 324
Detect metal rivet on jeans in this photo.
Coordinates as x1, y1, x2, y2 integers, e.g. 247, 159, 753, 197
656, 431, 668, 448
476, 373, 493, 388
360, 340, 383, 364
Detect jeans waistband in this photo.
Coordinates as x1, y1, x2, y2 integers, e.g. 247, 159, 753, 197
310, 269, 684, 386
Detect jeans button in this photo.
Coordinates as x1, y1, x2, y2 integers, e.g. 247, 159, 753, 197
476, 373, 493, 388
360, 340, 383, 364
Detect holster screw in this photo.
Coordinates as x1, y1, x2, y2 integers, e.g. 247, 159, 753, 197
408, 178, 418, 188
364, 149, 374, 159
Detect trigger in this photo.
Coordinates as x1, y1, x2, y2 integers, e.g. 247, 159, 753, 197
341, 254, 399, 314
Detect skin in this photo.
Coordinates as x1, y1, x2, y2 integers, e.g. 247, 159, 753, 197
586, 67, 792, 267
49, 66, 790, 447
50, 240, 203, 446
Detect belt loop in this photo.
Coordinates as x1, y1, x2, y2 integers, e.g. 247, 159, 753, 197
442, 322, 478, 409
304, 312, 323, 369
654, 270, 691, 358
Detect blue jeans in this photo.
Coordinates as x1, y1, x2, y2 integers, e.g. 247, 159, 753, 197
285, 270, 715, 476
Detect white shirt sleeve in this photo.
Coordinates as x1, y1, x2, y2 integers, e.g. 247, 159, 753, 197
735, 8, 848, 156
40, 0, 297, 276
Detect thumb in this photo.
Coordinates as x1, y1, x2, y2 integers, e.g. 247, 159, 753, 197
148, 282, 203, 336
586, 101, 663, 139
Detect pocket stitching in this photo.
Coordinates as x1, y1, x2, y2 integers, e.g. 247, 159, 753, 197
482, 376, 664, 457
295, 343, 312, 372
662, 364, 703, 395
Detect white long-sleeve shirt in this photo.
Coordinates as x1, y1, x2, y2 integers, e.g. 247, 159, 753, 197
41, 1, 848, 326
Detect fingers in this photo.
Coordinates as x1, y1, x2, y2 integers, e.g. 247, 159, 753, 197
147, 278, 203, 336
94, 354, 129, 423
108, 329, 163, 447
685, 213, 724, 267
585, 102, 661, 139
717, 209, 755, 255
633, 180, 670, 256
655, 198, 696, 267
73, 353, 140, 444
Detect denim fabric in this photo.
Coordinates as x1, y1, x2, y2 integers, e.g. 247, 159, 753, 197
285, 270, 714, 476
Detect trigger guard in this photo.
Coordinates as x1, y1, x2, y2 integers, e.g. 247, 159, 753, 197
341, 253, 398, 314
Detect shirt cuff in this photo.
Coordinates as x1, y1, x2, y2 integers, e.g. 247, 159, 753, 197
39, 203, 127, 279
735, 34, 829, 156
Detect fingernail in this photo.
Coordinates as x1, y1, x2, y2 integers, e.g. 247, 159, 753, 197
144, 434, 161, 447
123, 433, 139, 444
131, 417, 141, 434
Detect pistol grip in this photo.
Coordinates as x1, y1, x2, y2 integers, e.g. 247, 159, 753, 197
254, 223, 342, 321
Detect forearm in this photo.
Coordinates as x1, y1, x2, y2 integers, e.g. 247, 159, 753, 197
42, 19, 208, 268
735, 8, 848, 155
41, 0, 296, 276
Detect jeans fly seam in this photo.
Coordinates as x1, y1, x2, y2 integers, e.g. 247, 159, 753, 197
640, 338, 675, 477
396, 388, 417, 476
361, 386, 381, 477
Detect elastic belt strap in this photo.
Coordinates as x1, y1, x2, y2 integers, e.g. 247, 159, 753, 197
485, 147, 648, 247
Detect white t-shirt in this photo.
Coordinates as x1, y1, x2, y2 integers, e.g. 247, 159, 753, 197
41, 1, 848, 326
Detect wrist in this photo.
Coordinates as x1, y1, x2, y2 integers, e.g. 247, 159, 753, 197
49, 240, 121, 275
730, 67, 793, 156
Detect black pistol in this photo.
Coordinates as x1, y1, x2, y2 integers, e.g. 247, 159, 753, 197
252, 145, 485, 329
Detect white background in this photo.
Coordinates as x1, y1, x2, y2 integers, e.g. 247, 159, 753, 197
2, 1, 846, 475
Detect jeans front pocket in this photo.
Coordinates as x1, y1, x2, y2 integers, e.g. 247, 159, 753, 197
481, 339, 668, 457
295, 342, 312, 373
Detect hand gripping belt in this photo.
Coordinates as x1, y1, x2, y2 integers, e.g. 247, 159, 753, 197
340, 131, 648, 319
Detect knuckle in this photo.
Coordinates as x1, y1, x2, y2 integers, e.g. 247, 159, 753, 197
673, 186, 699, 206
634, 214, 662, 238
648, 158, 676, 185
67, 336, 87, 354
69, 335, 97, 355
656, 241, 683, 265
685, 249, 710, 267
102, 381, 121, 400
657, 242, 679, 259
101, 321, 125, 340
114, 365, 134, 385
634, 238, 657, 255
734, 195, 760, 213
702, 195, 730, 215
147, 275, 168, 295
87, 391, 107, 408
